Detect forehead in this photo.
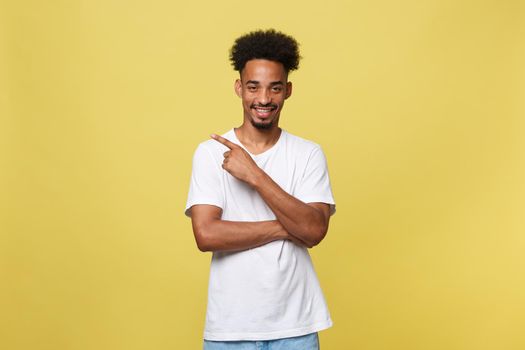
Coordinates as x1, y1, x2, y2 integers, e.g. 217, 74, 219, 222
241, 59, 287, 82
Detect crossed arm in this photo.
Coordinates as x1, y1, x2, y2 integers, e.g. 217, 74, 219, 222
190, 134, 331, 253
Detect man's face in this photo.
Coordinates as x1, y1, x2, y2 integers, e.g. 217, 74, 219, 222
235, 59, 292, 130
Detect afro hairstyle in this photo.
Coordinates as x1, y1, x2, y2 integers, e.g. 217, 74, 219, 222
229, 29, 301, 74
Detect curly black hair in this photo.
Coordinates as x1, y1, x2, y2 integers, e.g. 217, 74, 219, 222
229, 29, 301, 73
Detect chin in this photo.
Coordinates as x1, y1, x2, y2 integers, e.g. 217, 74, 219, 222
250, 118, 275, 130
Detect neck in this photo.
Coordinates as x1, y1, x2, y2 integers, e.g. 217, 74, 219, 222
234, 122, 282, 154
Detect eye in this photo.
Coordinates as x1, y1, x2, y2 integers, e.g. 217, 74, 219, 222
272, 86, 283, 92
247, 85, 257, 92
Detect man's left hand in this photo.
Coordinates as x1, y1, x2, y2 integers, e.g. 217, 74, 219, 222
211, 134, 262, 186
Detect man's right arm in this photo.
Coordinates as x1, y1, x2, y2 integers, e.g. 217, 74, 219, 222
190, 204, 307, 252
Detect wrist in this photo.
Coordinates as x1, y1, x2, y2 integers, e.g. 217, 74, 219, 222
249, 167, 267, 188
269, 221, 288, 240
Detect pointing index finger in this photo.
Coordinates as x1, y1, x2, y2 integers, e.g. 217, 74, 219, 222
210, 134, 238, 150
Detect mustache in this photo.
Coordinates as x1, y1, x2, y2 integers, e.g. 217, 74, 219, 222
251, 103, 278, 109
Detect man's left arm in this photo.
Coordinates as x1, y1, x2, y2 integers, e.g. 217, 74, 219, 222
211, 134, 332, 248
252, 172, 331, 248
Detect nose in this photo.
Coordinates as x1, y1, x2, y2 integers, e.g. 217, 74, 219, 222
257, 88, 271, 105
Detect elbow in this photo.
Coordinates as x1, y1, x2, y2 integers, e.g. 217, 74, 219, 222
193, 223, 214, 252
310, 226, 328, 247
195, 238, 212, 252
298, 207, 330, 248
301, 223, 328, 248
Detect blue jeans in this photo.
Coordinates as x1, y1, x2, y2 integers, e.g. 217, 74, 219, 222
203, 332, 319, 350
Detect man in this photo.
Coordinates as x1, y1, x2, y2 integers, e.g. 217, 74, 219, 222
185, 29, 336, 350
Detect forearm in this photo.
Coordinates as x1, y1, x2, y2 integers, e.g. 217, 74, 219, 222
207, 133, 329, 248
251, 171, 328, 247
192, 218, 306, 252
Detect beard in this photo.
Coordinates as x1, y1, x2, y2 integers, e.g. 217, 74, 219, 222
250, 103, 278, 130
250, 118, 274, 130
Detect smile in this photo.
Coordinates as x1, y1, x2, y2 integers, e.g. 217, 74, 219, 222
254, 109, 273, 118
252, 105, 277, 116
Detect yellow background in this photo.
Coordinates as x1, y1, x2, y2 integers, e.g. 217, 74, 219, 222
2, 0, 524, 349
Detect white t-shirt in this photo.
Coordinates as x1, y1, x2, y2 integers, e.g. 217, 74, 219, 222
185, 128, 336, 341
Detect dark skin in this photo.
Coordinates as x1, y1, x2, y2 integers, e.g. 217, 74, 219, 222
190, 59, 331, 252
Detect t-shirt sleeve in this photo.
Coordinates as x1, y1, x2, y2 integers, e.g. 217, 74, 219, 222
294, 146, 336, 215
185, 143, 224, 217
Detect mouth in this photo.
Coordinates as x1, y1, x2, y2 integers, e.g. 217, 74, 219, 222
252, 105, 277, 119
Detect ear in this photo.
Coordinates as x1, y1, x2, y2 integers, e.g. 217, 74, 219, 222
285, 81, 293, 99
234, 79, 242, 97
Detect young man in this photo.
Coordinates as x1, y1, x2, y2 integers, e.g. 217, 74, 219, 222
185, 29, 336, 350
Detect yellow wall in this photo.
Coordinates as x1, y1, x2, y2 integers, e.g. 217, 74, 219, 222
2, 1, 524, 349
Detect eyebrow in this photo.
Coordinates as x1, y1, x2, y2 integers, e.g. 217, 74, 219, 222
245, 80, 285, 86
